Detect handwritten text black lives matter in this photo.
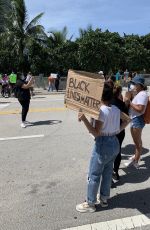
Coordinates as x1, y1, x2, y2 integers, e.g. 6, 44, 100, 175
66, 77, 101, 110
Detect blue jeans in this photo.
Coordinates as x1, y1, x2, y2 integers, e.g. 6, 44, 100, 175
87, 136, 120, 204
48, 83, 55, 91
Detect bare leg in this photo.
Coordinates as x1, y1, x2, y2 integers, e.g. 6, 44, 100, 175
130, 127, 142, 162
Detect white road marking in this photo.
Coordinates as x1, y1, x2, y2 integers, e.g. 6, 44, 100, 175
0, 134, 44, 141
61, 213, 150, 230
4, 98, 64, 103
31, 98, 64, 102
0, 103, 10, 109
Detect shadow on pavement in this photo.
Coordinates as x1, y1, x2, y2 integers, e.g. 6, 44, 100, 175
31, 96, 46, 99
116, 156, 150, 186
29, 120, 62, 126
96, 188, 150, 217
0, 101, 11, 103
121, 144, 149, 160
112, 145, 150, 186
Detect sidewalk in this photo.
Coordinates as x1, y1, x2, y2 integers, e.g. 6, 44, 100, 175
34, 86, 150, 96
34, 88, 66, 95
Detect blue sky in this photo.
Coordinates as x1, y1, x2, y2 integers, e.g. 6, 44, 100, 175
25, 0, 150, 38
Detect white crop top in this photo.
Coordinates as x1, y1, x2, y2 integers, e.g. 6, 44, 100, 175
98, 105, 120, 135
129, 91, 148, 119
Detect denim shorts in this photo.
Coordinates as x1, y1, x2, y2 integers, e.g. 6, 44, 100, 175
131, 115, 145, 129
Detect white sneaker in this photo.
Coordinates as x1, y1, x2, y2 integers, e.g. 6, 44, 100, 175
76, 201, 96, 213
21, 122, 26, 128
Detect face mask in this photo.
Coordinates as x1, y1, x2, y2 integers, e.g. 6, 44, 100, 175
130, 84, 135, 90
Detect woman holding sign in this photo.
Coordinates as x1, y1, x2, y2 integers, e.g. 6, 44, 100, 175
76, 83, 130, 213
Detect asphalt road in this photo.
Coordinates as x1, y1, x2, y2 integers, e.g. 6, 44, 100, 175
0, 94, 150, 230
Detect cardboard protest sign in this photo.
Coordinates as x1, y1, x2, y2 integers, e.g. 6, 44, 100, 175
65, 69, 105, 119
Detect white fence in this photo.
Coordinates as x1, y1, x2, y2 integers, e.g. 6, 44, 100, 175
34, 75, 67, 90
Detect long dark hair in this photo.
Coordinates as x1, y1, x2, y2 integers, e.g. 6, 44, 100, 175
113, 85, 122, 99
101, 82, 113, 102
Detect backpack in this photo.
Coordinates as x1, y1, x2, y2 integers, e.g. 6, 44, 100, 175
143, 96, 150, 124
13, 86, 23, 99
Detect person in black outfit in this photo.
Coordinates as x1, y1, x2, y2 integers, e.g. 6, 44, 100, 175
111, 85, 128, 180
15, 73, 34, 128
127, 72, 133, 91
55, 73, 60, 92
55, 67, 64, 92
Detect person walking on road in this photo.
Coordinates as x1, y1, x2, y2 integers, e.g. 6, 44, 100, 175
48, 74, 55, 92
15, 73, 34, 128
1, 74, 10, 98
54, 73, 60, 92
76, 83, 130, 213
9, 71, 17, 94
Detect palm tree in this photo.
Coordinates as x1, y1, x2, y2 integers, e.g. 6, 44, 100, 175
9, 0, 46, 70
48, 26, 72, 47
0, 0, 11, 32
79, 24, 93, 38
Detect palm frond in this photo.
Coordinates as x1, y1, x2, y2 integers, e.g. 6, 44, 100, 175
25, 12, 44, 32
48, 26, 68, 46
79, 24, 93, 38
0, 0, 11, 32
26, 25, 47, 41
62, 26, 67, 40
11, 0, 27, 29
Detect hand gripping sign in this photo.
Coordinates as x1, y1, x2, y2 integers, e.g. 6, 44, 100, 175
65, 70, 105, 119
